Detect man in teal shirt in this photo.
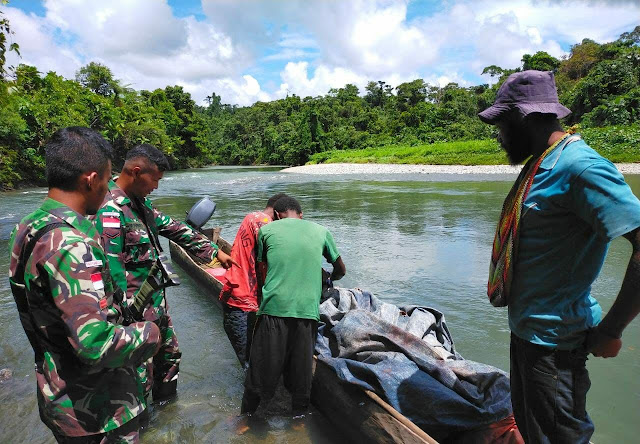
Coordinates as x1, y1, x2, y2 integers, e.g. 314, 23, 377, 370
242, 196, 346, 416
479, 70, 640, 443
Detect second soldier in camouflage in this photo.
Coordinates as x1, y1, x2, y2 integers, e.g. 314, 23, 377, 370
95, 144, 236, 403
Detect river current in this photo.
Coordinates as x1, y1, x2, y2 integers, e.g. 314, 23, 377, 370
1, 166, 638, 443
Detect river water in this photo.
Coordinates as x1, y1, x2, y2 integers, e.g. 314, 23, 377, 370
1, 166, 638, 443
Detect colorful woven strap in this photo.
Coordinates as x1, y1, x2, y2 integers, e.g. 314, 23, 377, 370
487, 133, 575, 307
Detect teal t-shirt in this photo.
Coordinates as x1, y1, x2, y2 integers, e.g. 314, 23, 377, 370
256, 218, 340, 320
509, 137, 640, 349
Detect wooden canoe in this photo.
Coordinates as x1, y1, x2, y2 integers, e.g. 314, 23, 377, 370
169, 229, 438, 444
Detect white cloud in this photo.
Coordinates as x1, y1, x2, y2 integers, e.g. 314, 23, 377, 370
40, 0, 250, 81
273, 62, 422, 98
43, 0, 187, 57
185, 75, 271, 107
278, 33, 318, 50
299, 0, 439, 77
4, 0, 639, 105
274, 62, 366, 98
423, 73, 472, 88
474, 0, 638, 44
262, 48, 316, 62
3, 7, 81, 79
113, 17, 247, 82
5, 0, 257, 104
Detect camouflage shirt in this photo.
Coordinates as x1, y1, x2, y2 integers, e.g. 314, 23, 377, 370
8, 198, 161, 437
95, 180, 218, 321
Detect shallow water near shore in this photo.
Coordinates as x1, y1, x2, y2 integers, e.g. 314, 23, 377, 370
1, 166, 638, 443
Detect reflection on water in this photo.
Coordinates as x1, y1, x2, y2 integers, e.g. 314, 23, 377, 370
1, 167, 638, 443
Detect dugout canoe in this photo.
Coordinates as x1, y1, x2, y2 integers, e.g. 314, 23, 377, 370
169, 229, 438, 444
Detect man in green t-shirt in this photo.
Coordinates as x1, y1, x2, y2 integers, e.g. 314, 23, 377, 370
242, 196, 346, 416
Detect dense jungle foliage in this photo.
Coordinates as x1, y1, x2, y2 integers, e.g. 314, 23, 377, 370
0, 13, 638, 189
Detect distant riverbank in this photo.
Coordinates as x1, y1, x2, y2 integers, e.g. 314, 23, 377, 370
305, 128, 640, 168
283, 162, 640, 175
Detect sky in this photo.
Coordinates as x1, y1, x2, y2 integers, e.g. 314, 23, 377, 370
3, 0, 639, 106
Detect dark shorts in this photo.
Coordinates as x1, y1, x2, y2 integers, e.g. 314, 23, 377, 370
510, 334, 594, 444
242, 314, 318, 416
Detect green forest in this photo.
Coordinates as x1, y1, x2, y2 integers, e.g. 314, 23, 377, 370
1, 6, 639, 189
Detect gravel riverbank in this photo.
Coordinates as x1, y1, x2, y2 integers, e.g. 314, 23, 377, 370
282, 163, 640, 175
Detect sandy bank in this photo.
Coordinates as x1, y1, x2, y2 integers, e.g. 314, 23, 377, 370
282, 163, 640, 175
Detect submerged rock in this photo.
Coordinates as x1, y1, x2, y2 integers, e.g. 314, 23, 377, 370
0, 368, 13, 382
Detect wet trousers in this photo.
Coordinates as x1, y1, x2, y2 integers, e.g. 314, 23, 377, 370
222, 303, 257, 368
140, 313, 181, 401
52, 414, 140, 443
242, 315, 318, 416
510, 334, 594, 444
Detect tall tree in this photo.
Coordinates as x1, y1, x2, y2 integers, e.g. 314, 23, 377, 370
0, 0, 20, 77
365, 80, 392, 107
559, 39, 602, 80
521, 51, 561, 72
396, 79, 427, 109
619, 25, 640, 46
75, 62, 118, 96
481, 65, 505, 78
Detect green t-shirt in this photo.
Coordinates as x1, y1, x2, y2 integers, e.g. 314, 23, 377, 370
256, 218, 340, 320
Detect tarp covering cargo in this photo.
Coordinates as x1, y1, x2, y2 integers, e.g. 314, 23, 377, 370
315, 287, 514, 441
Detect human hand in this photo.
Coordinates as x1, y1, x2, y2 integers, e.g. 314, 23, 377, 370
143, 321, 162, 356
587, 329, 622, 358
217, 250, 241, 269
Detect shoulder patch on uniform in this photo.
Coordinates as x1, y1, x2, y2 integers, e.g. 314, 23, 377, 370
90, 272, 104, 290
85, 260, 103, 268
101, 213, 120, 229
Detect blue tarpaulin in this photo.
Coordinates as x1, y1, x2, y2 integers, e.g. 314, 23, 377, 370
315, 287, 513, 441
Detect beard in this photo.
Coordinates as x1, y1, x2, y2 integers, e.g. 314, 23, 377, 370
497, 123, 534, 165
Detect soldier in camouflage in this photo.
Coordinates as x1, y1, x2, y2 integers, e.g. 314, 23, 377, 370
94, 144, 236, 403
9, 127, 161, 443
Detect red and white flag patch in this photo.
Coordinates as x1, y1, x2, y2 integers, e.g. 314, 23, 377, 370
90, 272, 104, 291
101, 212, 120, 229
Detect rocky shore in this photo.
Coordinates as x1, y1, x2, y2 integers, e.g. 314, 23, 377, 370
282, 163, 640, 175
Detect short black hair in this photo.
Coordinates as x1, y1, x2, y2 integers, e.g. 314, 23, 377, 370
126, 144, 170, 171
266, 193, 288, 208
273, 196, 302, 214
45, 126, 113, 191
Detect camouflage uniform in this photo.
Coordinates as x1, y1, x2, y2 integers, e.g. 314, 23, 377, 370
8, 198, 160, 440
95, 180, 218, 398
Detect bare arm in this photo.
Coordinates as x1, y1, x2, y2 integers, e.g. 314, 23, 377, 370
331, 256, 346, 281
589, 227, 640, 358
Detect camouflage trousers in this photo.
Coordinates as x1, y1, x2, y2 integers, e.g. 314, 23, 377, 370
139, 313, 182, 401
52, 414, 140, 443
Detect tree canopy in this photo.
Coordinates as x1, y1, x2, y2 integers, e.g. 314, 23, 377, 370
1, 12, 638, 190
0, 0, 20, 77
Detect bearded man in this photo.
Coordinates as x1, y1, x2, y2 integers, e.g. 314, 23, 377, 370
479, 70, 640, 443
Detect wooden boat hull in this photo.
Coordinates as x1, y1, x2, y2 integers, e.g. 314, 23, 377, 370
169, 232, 437, 444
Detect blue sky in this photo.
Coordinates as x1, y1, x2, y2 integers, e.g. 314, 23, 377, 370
4, 0, 639, 105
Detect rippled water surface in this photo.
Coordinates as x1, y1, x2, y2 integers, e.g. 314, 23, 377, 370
1, 166, 639, 443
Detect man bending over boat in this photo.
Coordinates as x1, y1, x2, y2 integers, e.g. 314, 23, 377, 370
94, 144, 236, 406
219, 193, 288, 368
479, 70, 640, 443
241, 196, 346, 417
